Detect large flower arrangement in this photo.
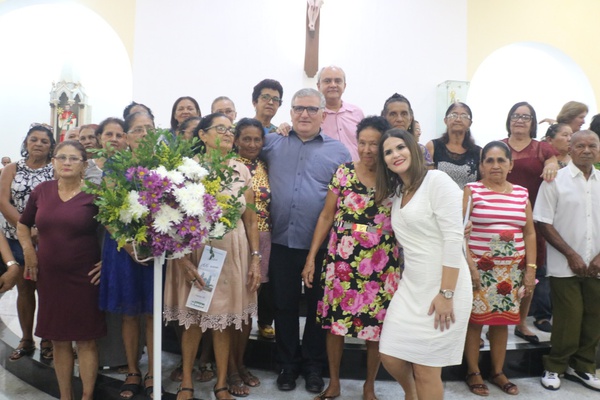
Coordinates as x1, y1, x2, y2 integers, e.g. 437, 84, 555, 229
84, 129, 246, 260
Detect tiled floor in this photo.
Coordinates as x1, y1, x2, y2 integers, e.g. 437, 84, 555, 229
0, 287, 597, 399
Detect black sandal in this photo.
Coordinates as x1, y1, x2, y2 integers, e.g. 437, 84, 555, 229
120, 372, 142, 399
144, 374, 164, 399
8, 339, 35, 361
40, 339, 53, 360
176, 385, 194, 400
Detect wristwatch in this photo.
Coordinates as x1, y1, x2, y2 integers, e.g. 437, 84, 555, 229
439, 289, 454, 299
6, 260, 19, 267
250, 251, 262, 260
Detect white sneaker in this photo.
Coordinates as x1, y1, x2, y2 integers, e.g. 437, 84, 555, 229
541, 370, 561, 390
565, 366, 600, 391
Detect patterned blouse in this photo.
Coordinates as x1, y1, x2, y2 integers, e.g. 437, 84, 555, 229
237, 156, 271, 232
3, 159, 54, 239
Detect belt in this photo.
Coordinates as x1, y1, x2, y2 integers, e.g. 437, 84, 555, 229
335, 221, 393, 236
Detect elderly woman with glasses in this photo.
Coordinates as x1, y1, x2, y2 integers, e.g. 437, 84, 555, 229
0, 123, 55, 362
425, 102, 481, 189
502, 102, 558, 344
17, 140, 104, 400
164, 113, 260, 400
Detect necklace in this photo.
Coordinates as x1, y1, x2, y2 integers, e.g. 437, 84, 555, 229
484, 182, 509, 193
58, 180, 82, 201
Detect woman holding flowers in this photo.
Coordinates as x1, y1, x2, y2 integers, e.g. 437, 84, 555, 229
463, 141, 537, 396
164, 113, 261, 400
98, 112, 157, 399
17, 141, 104, 400
301, 116, 402, 400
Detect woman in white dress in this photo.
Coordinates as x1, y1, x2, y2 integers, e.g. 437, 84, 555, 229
375, 129, 472, 400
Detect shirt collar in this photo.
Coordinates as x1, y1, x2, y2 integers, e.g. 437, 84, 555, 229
567, 160, 599, 180
290, 129, 325, 142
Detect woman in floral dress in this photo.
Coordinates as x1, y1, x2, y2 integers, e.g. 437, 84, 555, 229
302, 116, 401, 400
463, 141, 537, 396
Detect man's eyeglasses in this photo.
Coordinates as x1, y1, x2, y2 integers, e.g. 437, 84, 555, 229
291, 106, 321, 116
259, 94, 282, 105
510, 114, 533, 122
54, 155, 83, 164
206, 125, 235, 135
446, 113, 471, 121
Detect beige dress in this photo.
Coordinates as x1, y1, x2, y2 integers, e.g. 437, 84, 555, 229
163, 160, 257, 331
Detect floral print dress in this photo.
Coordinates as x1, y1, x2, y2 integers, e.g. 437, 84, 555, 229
467, 181, 529, 325
317, 162, 402, 340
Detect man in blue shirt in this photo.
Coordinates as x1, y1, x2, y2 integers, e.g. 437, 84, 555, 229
261, 88, 351, 394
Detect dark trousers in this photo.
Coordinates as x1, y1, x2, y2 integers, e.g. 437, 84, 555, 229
529, 264, 553, 321
543, 276, 600, 373
530, 225, 552, 321
257, 281, 275, 326
269, 243, 326, 375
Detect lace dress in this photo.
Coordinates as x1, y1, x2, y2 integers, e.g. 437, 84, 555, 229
164, 160, 257, 331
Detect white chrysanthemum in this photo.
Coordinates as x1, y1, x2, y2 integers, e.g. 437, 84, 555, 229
151, 165, 184, 187
171, 248, 192, 259
178, 157, 209, 181
154, 166, 169, 179
166, 170, 185, 185
129, 191, 149, 217
119, 190, 148, 223
173, 183, 205, 216
210, 222, 226, 238
119, 208, 133, 224
152, 205, 183, 234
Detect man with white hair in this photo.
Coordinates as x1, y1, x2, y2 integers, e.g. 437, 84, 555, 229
317, 66, 364, 161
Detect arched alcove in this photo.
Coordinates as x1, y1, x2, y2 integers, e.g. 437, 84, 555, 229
467, 42, 596, 145
0, 2, 132, 159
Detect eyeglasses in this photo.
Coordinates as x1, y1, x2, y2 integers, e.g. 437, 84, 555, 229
206, 125, 235, 135
30, 122, 54, 133
259, 94, 282, 105
291, 106, 321, 116
510, 114, 533, 122
447, 113, 471, 121
128, 125, 155, 135
54, 155, 83, 164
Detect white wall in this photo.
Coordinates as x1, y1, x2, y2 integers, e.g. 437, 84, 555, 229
132, 0, 468, 139
467, 42, 597, 146
0, 0, 467, 158
0, 0, 132, 160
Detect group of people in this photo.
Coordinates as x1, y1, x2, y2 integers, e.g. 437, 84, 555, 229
0, 64, 599, 400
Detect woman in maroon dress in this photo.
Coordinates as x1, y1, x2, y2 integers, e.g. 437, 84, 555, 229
17, 141, 104, 400
502, 102, 558, 342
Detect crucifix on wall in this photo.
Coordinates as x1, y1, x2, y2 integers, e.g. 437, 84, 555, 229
304, 0, 323, 78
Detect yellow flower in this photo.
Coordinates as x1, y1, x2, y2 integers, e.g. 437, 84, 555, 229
203, 177, 221, 195
220, 217, 232, 227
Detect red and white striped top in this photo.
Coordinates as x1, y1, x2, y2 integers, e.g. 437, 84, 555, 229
467, 181, 529, 259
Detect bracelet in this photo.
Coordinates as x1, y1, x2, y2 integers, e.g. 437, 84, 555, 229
527, 263, 537, 270
250, 251, 262, 260
6, 260, 19, 267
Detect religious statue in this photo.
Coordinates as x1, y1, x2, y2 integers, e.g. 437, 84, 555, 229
57, 104, 77, 141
